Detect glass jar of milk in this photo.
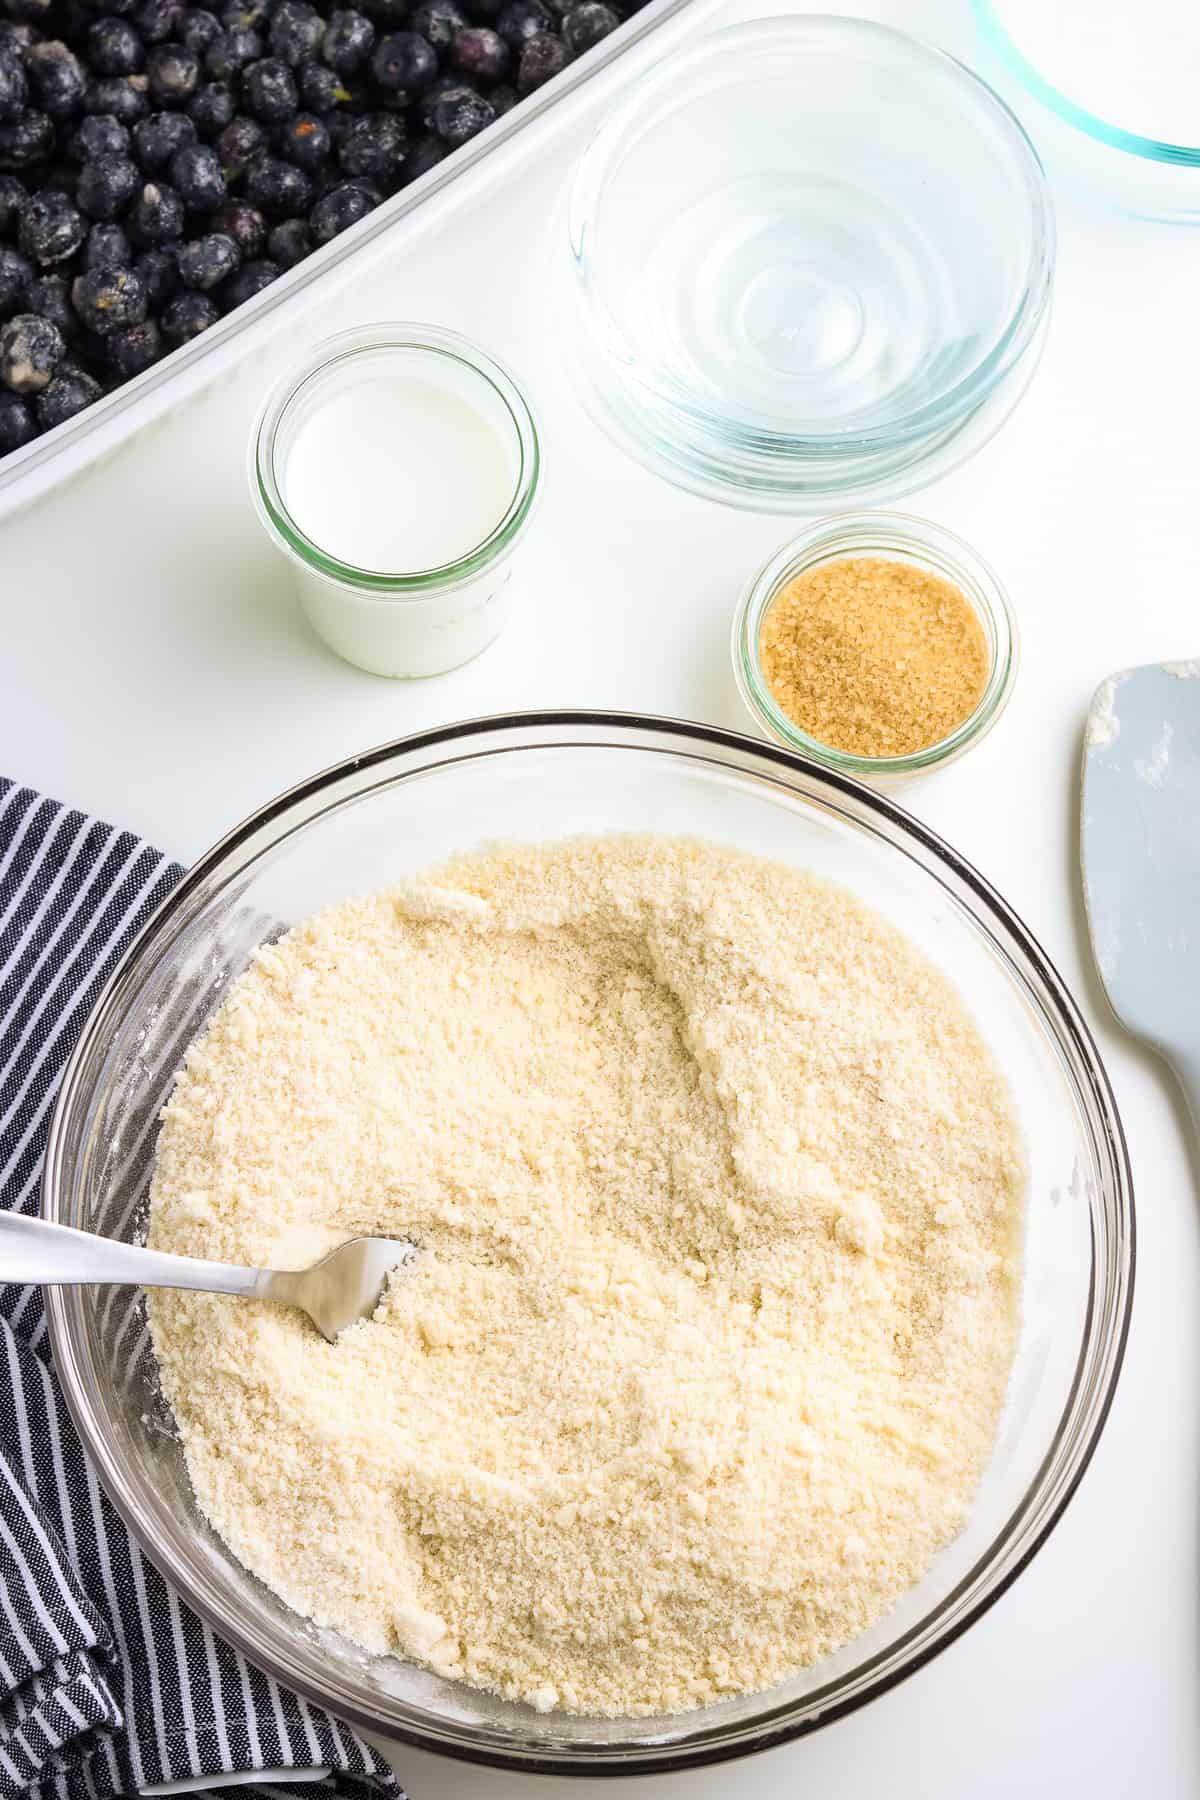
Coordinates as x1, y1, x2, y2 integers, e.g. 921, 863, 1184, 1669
250, 324, 540, 678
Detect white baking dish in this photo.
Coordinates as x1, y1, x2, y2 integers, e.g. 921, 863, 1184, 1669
0, 0, 709, 522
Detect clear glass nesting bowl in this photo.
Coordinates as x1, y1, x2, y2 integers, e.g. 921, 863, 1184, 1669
732, 512, 1020, 785
565, 17, 1055, 511
43, 715, 1132, 1776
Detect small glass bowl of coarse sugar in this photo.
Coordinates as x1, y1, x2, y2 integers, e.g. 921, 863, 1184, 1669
732, 512, 1018, 784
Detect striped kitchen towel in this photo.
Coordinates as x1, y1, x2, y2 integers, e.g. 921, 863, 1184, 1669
0, 779, 402, 1800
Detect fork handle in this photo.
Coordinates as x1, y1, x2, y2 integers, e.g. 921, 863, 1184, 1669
0, 1211, 266, 1300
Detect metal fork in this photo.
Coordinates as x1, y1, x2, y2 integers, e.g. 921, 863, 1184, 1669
0, 1213, 414, 1342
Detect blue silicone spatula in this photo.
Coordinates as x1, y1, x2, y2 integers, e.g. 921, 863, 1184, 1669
1081, 660, 1200, 1124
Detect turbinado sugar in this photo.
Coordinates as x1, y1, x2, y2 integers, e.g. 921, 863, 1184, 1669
760, 555, 990, 757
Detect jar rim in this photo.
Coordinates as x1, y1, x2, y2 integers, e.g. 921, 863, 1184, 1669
249, 323, 541, 598
731, 510, 1020, 777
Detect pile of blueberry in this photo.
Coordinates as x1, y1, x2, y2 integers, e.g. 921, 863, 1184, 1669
0, 0, 645, 455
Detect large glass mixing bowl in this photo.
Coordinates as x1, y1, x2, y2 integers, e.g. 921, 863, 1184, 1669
43, 715, 1131, 1776
565, 18, 1055, 510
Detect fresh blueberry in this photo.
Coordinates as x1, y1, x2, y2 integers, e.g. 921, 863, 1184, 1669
104, 311, 161, 371
320, 9, 374, 74
243, 149, 309, 210
337, 108, 403, 177
408, 0, 465, 52
0, 0, 639, 452
134, 0, 185, 42
268, 0, 323, 66
167, 138, 223, 206
265, 213, 308, 265
217, 252, 274, 305
36, 364, 102, 424
322, 104, 354, 150
0, 108, 56, 167
220, 0, 268, 29
429, 83, 492, 146
160, 285, 215, 339
83, 217, 131, 266
0, 388, 35, 450
241, 56, 297, 121
187, 78, 234, 133
203, 23, 261, 78
315, 115, 352, 153
0, 310, 64, 390
86, 17, 143, 75
83, 74, 149, 122
418, 72, 460, 128
25, 41, 88, 118
127, 174, 186, 238
371, 29, 437, 97
211, 194, 263, 252
214, 111, 263, 172
516, 29, 565, 90
0, 20, 37, 50
71, 263, 146, 331
18, 188, 87, 262
24, 270, 78, 339
132, 242, 176, 301
68, 109, 131, 159
179, 7, 222, 55
0, 46, 28, 120
0, 172, 27, 230
0, 242, 32, 311
277, 109, 328, 169
308, 176, 374, 241
496, 0, 551, 46
146, 43, 200, 103
401, 131, 444, 181
177, 227, 237, 287
76, 150, 140, 217
451, 26, 508, 79
561, 1, 618, 56
296, 58, 352, 111
132, 106, 195, 167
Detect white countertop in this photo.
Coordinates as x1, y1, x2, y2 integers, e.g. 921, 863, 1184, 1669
4, 0, 1199, 1793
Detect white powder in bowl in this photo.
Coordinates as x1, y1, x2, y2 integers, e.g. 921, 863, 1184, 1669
147, 836, 1025, 1718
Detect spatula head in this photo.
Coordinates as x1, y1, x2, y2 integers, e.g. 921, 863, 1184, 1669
1081, 661, 1200, 1063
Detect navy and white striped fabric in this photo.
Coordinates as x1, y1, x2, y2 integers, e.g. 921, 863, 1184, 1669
0, 779, 402, 1800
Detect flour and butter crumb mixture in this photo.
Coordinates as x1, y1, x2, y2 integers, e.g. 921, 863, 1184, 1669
147, 836, 1026, 1718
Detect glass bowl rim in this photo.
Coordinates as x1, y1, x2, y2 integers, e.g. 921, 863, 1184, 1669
41, 710, 1135, 1776
972, 0, 1200, 168
559, 303, 1053, 515
567, 15, 1056, 455
731, 510, 1020, 776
